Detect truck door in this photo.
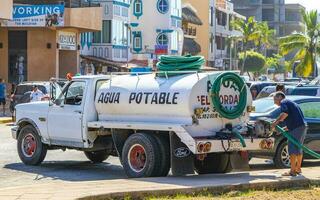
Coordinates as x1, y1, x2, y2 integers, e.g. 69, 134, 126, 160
47, 80, 86, 147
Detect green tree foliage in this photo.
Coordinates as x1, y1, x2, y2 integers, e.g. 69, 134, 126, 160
239, 51, 266, 72
231, 16, 259, 73
254, 22, 276, 55
279, 10, 320, 77
266, 54, 285, 74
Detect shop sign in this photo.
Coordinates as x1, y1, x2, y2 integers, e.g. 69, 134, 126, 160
59, 31, 77, 51
3, 4, 64, 27
155, 45, 168, 55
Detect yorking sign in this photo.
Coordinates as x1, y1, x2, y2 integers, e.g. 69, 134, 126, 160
4, 4, 64, 27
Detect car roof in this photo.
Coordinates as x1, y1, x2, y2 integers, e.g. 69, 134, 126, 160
260, 95, 320, 102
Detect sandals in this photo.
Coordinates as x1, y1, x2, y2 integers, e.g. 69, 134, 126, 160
282, 171, 297, 176
296, 170, 302, 175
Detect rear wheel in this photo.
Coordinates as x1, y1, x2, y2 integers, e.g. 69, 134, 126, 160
121, 133, 161, 178
17, 125, 47, 165
152, 134, 170, 177
84, 150, 110, 163
194, 153, 231, 174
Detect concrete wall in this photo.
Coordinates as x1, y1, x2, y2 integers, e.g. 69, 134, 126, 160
27, 29, 57, 81
59, 50, 78, 78
183, 0, 210, 62
0, 29, 8, 81
0, 0, 13, 20
64, 7, 103, 32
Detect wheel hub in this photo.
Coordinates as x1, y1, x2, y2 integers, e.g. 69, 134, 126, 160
22, 133, 37, 158
281, 145, 290, 167
128, 144, 146, 173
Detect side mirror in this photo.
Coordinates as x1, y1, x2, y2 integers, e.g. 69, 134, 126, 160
54, 99, 64, 107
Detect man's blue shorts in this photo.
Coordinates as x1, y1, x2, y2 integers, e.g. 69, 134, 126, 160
288, 125, 307, 155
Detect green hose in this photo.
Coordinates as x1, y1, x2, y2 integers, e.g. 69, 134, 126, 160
275, 125, 320, 159
210, 72, 247, 120
232, 129, 247, 147
156, 55, 205, 76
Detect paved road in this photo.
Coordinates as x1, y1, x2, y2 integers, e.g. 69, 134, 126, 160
0, 123, 319, 189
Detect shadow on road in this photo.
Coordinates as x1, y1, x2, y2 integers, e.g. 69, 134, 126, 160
3, 159, 319, 184
4, 160, 126, 181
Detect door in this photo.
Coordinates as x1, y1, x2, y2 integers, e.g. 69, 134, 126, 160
8, 31, 27, 84
48, 81, 86, 147
298, 100, 320, 153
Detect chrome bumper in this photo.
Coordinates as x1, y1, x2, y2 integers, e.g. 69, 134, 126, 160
11, 126, 18, 140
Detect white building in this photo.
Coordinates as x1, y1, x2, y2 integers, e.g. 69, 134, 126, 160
80, 0, 183, 67
129, 0, 183, 61
212, 0, 244, 68
81, 0, 130, 63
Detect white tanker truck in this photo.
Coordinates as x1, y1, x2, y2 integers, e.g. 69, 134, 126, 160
12, 71, 274, 178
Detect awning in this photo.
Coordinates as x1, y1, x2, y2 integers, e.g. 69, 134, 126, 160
182, 7, 203, 25
182, 38, 201, 55
80, 55, 129, 72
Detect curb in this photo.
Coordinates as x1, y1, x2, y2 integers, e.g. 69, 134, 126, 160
78, 179, 320, 200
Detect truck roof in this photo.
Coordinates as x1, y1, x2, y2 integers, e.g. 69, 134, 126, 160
72, 75, 111, 80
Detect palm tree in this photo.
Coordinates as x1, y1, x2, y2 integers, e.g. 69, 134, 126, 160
231, 16, 259, 74
279, 10, 320, 77
255, 21, 276, 55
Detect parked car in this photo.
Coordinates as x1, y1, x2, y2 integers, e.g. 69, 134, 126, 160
9, 82, 50, 113
256, 85, 320, 99
249, 96, 320, 168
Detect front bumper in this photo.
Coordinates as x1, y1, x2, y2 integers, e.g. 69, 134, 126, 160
11, 126, 18, 140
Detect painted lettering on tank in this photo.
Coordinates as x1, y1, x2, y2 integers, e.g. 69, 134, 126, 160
129, 92, 180, 105
97, 92, 120, 104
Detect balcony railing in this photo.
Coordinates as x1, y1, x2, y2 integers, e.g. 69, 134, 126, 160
183, 27, 197, 36
13, 0, 100, 8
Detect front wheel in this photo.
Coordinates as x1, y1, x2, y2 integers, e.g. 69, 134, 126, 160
194, 153, 232, 174
121, 133, 161, 178
17, 125, 47, 165
84, 150, 110, 163
273, 141, 290, 168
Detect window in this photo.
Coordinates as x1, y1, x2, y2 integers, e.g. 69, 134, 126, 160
209, 6, 214, 26
63, 81, 85, 105
157, 0, 169, 14
134, 0, 143, 18
157, 33, 168, 45
105, 5, 109, 15
299, 101, 320, 119
102, 20, 111, 43
215, 35, 225, 50
93, 31, 101, 43
134, 36, 142, 49
112, 20, 128, 45
122, 7, 128, 17
114, 5, 121, 16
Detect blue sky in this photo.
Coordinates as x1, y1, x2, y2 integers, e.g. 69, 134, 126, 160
286, 0, 319, 11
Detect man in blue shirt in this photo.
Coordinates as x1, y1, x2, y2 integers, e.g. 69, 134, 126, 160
0, 78, 6, 116
271, 92, 307, 176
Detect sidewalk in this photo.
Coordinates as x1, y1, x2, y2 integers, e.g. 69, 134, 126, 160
0, 167, 319, 200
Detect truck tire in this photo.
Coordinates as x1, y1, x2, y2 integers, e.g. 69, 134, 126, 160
152, 134, 170, 177
121, 133, 161, 178
84, 150, 110, 163
273, 141, 291, 168
194, 153, 231, 174
17, 125, 47, 165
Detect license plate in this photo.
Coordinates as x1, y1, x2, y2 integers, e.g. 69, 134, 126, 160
229, 140, 242, 150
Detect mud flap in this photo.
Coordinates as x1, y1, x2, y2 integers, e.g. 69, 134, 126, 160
170, 132, 195, 176
229, 151, 250, 171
